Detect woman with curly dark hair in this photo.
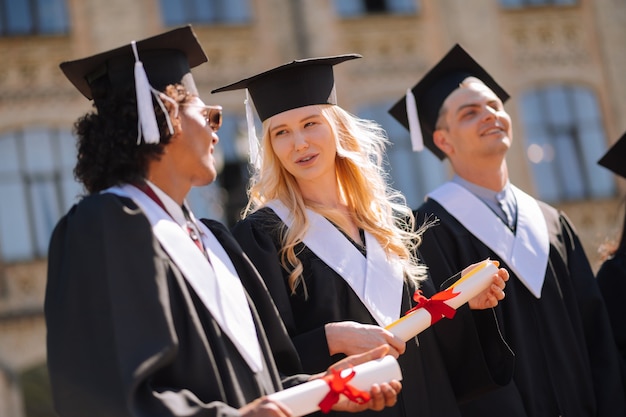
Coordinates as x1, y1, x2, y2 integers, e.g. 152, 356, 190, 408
44, 26, 401, 417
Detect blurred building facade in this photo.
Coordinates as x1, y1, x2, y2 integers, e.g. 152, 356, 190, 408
0, 0, 625, 415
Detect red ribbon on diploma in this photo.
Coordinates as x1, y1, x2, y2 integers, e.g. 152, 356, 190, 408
318, 368, 371, 413
404, 288, 459, 325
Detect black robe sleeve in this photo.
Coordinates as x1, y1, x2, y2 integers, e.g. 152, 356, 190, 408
231, 210, 336, 372
555, 211, 626, 413
200, 218, 304, 377
596, 253, 626, 370
45, 194, 293, 417
595, 253, 626, 397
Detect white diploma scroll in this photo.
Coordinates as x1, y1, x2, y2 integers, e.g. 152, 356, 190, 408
267, 355, 402, 417
385, 259, 499, 341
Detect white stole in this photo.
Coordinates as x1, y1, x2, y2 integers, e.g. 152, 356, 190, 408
427, 182, 549, 299
266, 200, 404, 326
104, 184, 263, 372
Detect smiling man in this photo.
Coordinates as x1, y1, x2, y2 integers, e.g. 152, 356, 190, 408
389, 44, 626, 417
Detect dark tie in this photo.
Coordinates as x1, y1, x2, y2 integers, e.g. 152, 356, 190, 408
498, 199, 515, 232
182, 206, 206, 254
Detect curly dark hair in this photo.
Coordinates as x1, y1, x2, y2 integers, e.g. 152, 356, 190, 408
73, 83, 190, 194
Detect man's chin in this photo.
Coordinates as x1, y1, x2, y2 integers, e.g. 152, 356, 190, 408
194, 170, 218, 187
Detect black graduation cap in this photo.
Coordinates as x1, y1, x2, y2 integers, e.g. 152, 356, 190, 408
60, 25, 207, 100
598, 132, 626, 179
388, 44, 510, 160
211, 54, 361, 121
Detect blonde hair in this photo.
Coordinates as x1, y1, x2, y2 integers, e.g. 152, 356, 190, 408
242, 105, 428, 294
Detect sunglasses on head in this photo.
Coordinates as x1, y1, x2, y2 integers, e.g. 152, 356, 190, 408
180, 104, 223, 132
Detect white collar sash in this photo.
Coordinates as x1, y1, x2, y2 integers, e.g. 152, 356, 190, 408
427, 182, 549, 298
266, 200, 404, 326
104, 184, 263, 372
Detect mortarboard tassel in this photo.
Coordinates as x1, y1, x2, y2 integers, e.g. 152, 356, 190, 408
153, 88, 176, 136
132, 41, 160, 144
245, 89, 260, 168
405, 88, 424, 152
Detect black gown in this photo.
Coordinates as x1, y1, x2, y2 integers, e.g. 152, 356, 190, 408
415, 197, 626, 417
45, 193, 305, 417
595, 252, 626, 392
232, 207, 514, 417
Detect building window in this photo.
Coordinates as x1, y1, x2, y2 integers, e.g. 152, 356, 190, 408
159, 0, 251, 26
519, 84, 614, 202
334, 0, 418, 18
357, 102, 448, 210
0, 0, 69, 36
0, 128, 82, 262
500, 0, 577, 9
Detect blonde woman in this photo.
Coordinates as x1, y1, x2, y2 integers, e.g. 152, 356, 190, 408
46, 31, 402, 417
213, 55, 511, 417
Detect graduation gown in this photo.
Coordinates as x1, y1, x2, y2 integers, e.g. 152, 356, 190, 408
45, 193, 304, 417
595, 252, 626, 390
231, 207, 514, 417
415, 195, 626, 417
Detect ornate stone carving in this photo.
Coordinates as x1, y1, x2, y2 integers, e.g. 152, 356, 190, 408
506, 14, 590, 69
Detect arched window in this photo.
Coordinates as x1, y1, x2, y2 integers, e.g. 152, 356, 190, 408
0, 125, 229, 262
159, 0, 251, 26
357, 101, 448, 210
0, 127, 81, 262
518, 84, 614, 202
0, 0, 69, 36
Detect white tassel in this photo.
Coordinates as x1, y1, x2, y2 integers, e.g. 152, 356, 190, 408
405, 88, 424, 152
245, 89, 260, 168
153, 88, 176, 136
132, 41, 160, 144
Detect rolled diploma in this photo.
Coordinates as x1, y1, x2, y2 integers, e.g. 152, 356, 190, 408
267, 355, 402, 417
385, 259, 499, 341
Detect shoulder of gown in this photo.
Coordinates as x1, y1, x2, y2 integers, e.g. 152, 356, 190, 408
201, 216, 304, 376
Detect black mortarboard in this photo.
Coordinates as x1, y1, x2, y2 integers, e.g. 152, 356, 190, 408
388, 44, 510, 160
60, 25, 207, 100
598, 132, 626, 179
59, 25, 207, 144
211, 54, 361, 121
